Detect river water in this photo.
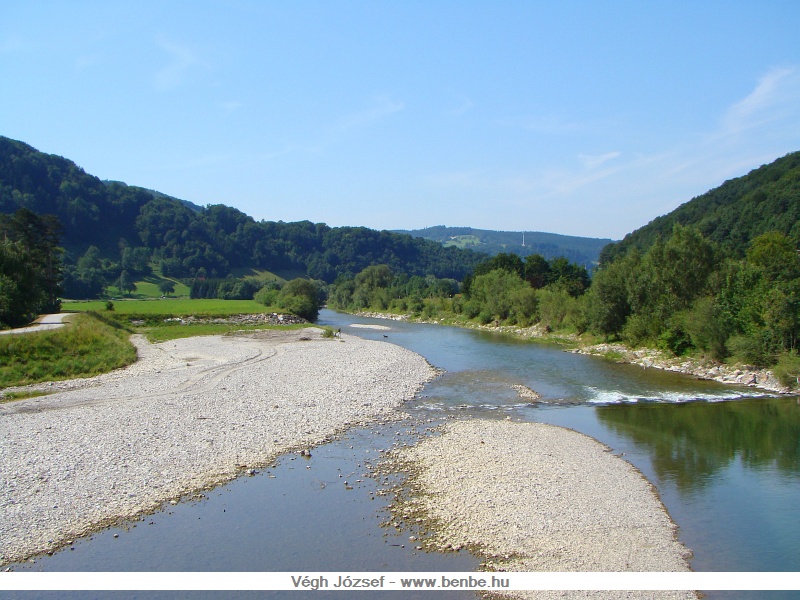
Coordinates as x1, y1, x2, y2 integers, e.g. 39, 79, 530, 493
11, 309, 800, 598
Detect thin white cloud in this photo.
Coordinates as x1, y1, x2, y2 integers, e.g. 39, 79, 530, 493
578, 151, 621, 169
154, 36, 202, 91
721, 66, 800, 135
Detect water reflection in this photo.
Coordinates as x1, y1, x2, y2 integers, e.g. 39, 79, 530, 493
597, 397, 800, 491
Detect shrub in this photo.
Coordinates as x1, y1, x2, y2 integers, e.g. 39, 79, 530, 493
277, 278, 320, 321
726, 333, 771, 367
477, 310, 494, 325
773, 351, 800, 389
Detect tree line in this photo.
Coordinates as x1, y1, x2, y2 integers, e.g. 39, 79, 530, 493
0, 208, 62, 327
328, 224, 800, 387
328, 252, 590, 330
1, 136, 486, 299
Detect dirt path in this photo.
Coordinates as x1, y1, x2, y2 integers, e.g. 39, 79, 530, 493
0, 313, 69, 336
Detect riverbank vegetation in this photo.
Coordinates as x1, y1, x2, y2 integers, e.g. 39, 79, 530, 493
0, 312, 136, 387
3, 137, 799, 388
2, 301, 320, 388
328, 224, 800, 388
61, 297, 316, 343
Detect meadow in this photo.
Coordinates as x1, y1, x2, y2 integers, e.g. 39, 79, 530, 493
2, 299, 314, 389
0, 312, 137, 389
62, 298, 270, 315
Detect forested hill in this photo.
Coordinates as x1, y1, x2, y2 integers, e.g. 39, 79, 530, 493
0, 136, 485, 285
601, 151, 800, 263
395, 226, 613, 270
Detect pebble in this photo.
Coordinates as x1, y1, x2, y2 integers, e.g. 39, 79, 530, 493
398, 419, 697, 599
0, 330, 437, 565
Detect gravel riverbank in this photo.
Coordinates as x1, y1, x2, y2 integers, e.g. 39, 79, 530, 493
389, 418, 695, 599
0, 329, 437, 565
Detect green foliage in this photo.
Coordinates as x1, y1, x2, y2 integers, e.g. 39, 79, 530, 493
679, 297, 731, 360
116, 270, 137, 295
773, 351, 800, 389
585, 250, 638, 338
524, 253, 551, 288
0, 208, 63, 326
473, 252, 525, 279
538, 284, 586, 331
1, 136, 485, 302
63, 298, 268, 315
254, 279, 281, 307
276, 278, 321, 321
0, 312, 137, 387
590, 221, 800, 369
158, 279, 176, 296
601, 150, 800, 263
467, 269, 531, 324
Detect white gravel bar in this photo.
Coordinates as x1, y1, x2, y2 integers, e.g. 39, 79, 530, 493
397, 419, 696, 600
0, 329, 437, 564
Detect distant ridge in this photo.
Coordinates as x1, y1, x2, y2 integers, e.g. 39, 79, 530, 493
394, 225, 614, 270
103, 180, 204, 213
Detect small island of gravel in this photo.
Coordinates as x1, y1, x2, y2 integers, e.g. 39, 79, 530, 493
391, 419, 696, 600
0, 329, 437, 565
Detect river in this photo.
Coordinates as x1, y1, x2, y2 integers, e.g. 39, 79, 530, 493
10, 309, 800, 599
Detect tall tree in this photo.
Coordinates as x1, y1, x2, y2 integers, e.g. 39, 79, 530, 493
0, 208, 63, 326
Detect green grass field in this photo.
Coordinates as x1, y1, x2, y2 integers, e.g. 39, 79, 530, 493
61, 297, 313, 343
0, 312, 138, 388
2, 298, 315, 388
63, 298, 268, 315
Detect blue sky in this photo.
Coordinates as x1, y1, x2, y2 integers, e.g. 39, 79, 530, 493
2, 1, 800, 239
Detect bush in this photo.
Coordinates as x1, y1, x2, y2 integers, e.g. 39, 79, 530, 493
462, 299, 480, 319
726, 333, 771, 367
389, 298, 407, 311
622, 313, 659, 347
657, 322, 692, 356
477, 310, 494, 325
408, 295, 424, 314
277, 278, 320, 321
773, 351, 800, 389
680, 297, 731, 361
254, 280, 281, 307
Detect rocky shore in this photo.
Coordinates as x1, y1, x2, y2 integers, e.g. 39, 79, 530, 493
572, 343, 789, 394
388, 418, 696, 600
0, 329, 437, 565
354, 310, 791, 394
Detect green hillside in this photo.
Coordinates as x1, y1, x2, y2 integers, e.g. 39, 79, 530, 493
601, 151, 800, 263
0, 136, 485, 299
587, 152, 800, 376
